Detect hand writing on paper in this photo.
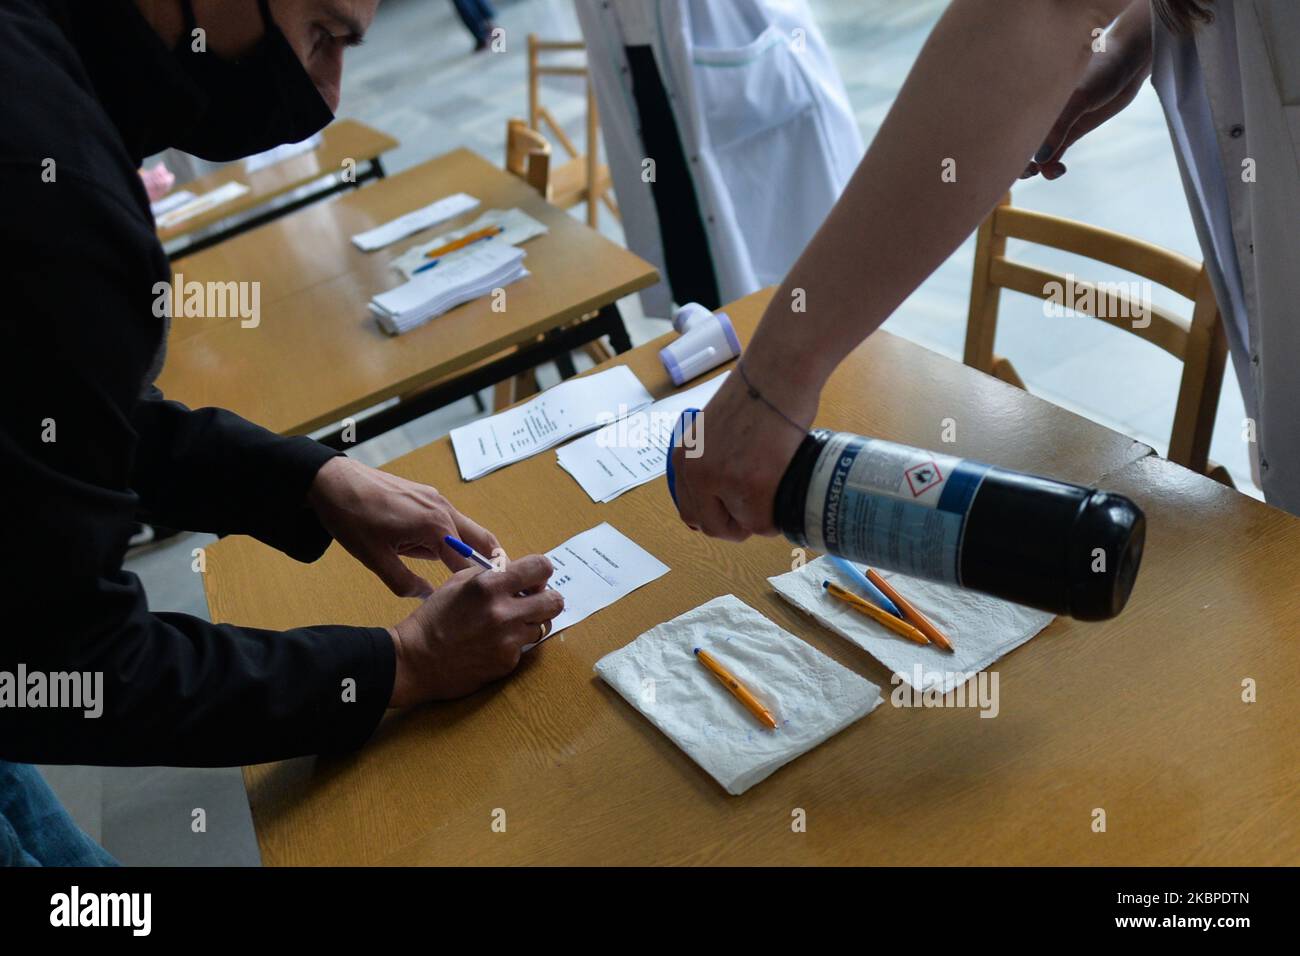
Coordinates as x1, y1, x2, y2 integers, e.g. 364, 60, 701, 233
308, 456, 504, 598
387, 555, 563, 706
670, 365, 815, 542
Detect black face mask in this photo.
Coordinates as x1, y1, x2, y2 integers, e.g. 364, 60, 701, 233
169, 0, 335, 161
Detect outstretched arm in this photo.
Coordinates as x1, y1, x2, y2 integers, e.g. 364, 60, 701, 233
672, 0, 1143, 540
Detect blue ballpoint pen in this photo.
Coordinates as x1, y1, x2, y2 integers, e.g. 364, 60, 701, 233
443, 535, 496, 570
445, 535, 559, 604
829, 555, 903, 618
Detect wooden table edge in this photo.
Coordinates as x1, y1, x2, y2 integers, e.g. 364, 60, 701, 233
156, 119, 400, 242
277, 268, 659, 437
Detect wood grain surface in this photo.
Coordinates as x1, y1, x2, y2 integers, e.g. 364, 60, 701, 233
205, 289, 1296, 865
156, 118, 399, 244
157, 149, 658, 435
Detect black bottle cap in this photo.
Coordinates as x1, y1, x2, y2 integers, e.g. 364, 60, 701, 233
1066, 491, 1146, 621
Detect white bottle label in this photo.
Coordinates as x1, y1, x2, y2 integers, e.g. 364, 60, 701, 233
802, 433, 990, 584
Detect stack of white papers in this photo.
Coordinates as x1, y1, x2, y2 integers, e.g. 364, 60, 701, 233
350, 192, 479, 251
538, 523, 670, 642
450, 366, 654, 480
390, 208, 549, 280
370, 244, 528, 336
150, 189, 196, 218
556, 373, 728, 502
155, 182, 250, 229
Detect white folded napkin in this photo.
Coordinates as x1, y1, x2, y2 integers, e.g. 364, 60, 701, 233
594, 594, 882, 795
768, 555, 1055, 694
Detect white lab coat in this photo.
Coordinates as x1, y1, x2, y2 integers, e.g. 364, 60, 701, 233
1151, 0, 1300, 515
576, 0, 864, 317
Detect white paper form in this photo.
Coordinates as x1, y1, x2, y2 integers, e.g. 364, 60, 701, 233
150, 189, 196, 218
350, 193, 479, 251
155, 182, 250, 229
555, 372, 728, 502
450, 366, 654, 480
243, 133, 323, 173
542, 523, 669, 638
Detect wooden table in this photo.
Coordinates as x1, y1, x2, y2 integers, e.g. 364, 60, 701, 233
207, 288, 1300, 865
157, 118, 398, 258
156, 148, 658, 438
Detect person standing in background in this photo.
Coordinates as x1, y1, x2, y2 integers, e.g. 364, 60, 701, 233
449, 0, 497, 52
671, 0, 1300, 540
576, 0, 863, 317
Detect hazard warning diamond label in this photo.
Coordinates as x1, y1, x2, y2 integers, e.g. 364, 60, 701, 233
904, 460, 944, 498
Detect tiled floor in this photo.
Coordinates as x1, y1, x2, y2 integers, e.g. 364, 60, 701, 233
41, 0, 1255, 865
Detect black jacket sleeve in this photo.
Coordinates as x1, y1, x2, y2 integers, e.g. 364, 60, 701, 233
131, 388, 342, 563
0, 90, 395, 766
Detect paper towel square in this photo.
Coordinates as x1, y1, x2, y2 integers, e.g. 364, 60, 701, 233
594, 594, 882, 795
769, 556, 1055, 694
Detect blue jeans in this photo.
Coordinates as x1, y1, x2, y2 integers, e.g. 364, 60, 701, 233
451, 0, 497, 43
0, 761, 117, 866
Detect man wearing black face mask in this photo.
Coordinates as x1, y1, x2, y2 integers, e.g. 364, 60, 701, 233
0, 0, 564, 864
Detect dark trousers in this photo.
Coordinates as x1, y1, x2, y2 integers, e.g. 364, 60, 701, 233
450, 0, 497, 44
625, 45, 722, 311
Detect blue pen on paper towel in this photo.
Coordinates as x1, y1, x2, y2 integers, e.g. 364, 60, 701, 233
444, 534, 495, 570
829, 555, 902, 618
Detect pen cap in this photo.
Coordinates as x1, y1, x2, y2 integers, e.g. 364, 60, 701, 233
660, 313, 742, 386
672, 302, 715, 334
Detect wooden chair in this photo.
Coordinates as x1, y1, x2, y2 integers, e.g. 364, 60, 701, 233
395, 109, 608, 418
965, 192, 1233, 485
526, 35, 618, 228
505, 119, 552, 201
497, 119, 612, 409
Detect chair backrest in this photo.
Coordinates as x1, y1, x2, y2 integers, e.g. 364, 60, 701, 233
526, 34, 618, 226
505, 118, 552, 199
964, 192, 1228, 477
